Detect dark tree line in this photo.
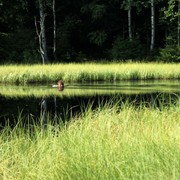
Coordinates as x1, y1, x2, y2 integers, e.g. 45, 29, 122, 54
0, 0, 180, 63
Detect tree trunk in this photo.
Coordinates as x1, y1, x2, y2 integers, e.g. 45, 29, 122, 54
150, 0, 155, 51
128, 7, 132, 41
39, 0, 48, 64
53, 0, 57, 60
178, 0, 180, 46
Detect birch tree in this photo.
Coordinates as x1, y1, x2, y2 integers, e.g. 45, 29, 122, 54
53, 0, 57, 60
36, 0, 49, 64
150, 0, 155, 51
177, 0, 180, 46
122, 0, 133, 41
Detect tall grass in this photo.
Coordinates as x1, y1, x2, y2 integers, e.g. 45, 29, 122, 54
0, 63, 180, 84
0, 101, 180, 179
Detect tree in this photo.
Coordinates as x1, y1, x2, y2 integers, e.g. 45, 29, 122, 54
0, 0, 40, 63
36, 0, 49, 64
81, 1, 108, 46
162, 0, 179, 46
158, 0, 180, 62
150, 0, 155, 51
178, 0, 180, 46
0, 0, 179, 62
122, 0, 133, 41
53, 0, 57, 60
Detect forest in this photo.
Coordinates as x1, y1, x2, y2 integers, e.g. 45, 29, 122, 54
0, 0, 180, 64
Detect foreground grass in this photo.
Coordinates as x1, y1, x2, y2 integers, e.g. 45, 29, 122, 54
0, 103, 180, 179
0, 63, 180, 84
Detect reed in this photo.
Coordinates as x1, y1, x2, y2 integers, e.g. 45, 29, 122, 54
0, 101, 180, 179
0, 63, 180, 84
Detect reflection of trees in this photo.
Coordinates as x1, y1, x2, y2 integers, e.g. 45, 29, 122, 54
54, 96, 58, 122
40, 97, 48, 129
40, 95, 61, 129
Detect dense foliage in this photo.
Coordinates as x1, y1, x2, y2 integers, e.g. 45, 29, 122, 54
0, 0, 180, 63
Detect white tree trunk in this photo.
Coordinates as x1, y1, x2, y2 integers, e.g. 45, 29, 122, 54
128, 7, 132, 41
150, 0, 155, 51
53, 0, 57, 60
39, 0, 48, 64
178, 0, 180, 46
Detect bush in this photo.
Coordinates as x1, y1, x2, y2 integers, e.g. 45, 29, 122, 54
110, 37, 146, 60
22, 50, 41, 64
159, 45, 180, 62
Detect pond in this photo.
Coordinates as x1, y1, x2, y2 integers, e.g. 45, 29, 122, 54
0, 80, 180, 127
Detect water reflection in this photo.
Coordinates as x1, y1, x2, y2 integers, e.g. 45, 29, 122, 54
0, 80, 180, 128
40, 97, 48, 129
0, 80, 180, 98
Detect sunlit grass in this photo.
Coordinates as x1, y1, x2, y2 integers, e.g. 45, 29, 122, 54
0, 101, 180, 179
0, 63, 180, 84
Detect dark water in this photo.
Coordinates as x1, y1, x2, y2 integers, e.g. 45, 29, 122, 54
0, 80, 180, 127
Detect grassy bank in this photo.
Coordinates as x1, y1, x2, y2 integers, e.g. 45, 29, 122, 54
0, 103, 180, 179
0, 63, 180, 84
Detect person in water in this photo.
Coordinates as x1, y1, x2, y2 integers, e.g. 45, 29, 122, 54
52, 80, 64, 91
58, 80, 64, 91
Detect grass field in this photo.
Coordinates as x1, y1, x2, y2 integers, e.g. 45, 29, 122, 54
1, 63, 180, 179
0, 63, 180, 84
0, 101, 180, 179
